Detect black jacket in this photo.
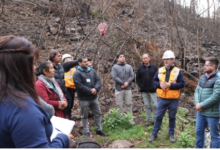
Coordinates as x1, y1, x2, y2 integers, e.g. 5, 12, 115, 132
53, 60, 78, 94
73, 66, 101, 101
136, 63, 158, 93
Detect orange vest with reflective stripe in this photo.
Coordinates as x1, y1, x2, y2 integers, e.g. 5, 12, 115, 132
64, 68, 76, 89
156, 66, 180, 99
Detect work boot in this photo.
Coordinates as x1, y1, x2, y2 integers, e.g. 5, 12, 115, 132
169, 135, 176, 143
148, 135, 157, 143
145, 121, 154, 126
96, 130, 108, 136
84, 132, 90, 137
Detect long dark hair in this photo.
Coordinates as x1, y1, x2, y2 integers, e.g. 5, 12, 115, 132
0, 35, 40, 105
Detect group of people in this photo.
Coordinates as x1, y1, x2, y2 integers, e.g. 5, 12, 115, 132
0, 35, 220, 148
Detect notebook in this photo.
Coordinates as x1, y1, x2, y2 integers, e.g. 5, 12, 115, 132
50, 116, 75, 141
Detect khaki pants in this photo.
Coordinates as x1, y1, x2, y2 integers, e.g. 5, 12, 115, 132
115, 89, 133, 115
141, 92, 157, 121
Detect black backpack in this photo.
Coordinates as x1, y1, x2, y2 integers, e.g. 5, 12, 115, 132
73, 137, 101, 148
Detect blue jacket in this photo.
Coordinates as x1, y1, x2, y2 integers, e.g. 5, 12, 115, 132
153, 66, 185, 100
73, 66, 101, 100
194, 69, 220, 117
0, 96, 69, 148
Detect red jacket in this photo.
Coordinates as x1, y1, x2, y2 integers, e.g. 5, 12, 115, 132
35, 80, 68, 119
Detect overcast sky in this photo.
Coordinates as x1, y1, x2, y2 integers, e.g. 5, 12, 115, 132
177, 0, 220, 17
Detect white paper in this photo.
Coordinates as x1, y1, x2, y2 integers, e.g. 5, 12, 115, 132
50, 116, 75, 141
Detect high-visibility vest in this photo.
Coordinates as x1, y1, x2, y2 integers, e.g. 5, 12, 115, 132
156, 66, 180, 99
64, 68, 76, 89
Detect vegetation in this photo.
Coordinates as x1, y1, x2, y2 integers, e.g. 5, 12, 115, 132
102, 108, 134, 131
93, 107, 196, 148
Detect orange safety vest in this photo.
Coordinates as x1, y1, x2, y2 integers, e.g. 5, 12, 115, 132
156, 66, 180, 99
64, 68, 76, 89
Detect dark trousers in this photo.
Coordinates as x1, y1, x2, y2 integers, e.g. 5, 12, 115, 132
151, 98, 179, 136
64, 88, 76, 119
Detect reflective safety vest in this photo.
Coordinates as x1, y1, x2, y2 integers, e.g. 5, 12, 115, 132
156, 66, 180, 99
64, 68, 76, 89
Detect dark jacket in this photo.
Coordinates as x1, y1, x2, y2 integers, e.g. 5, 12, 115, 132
111, 62, 134, 91
194, 70, 220, 117
153, 66, 185, 100
73, 66, 101, 101
53, 60, 78, 94
136, 63, 158, 93
0, 96, 69, 148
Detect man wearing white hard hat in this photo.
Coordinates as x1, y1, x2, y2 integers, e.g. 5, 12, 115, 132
148, 50, 185, 143
62, 53, 77, 120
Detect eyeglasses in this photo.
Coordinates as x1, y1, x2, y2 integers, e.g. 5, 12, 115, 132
204, 64, 213, 67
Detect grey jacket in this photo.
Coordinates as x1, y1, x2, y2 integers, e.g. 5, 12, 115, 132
111, 62, 134, 91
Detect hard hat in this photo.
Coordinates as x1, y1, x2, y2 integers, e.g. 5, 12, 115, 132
162, 50, 175, 59
62, 53, 73, 62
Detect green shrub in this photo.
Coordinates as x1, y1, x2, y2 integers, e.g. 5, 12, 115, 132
178, 132, 193, 148
102, 108, 134, 131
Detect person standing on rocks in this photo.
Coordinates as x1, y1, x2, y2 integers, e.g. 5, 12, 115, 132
136, 54, 158, 126
73, 56, 107, 137
148, 50, 185, 143
49, 50, 78, 95
194, 57, 220, 148
111, 52, 134, 116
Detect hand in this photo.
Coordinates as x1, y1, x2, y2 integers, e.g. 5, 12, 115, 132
124, 82, 129, 88
121, 85, 125, 89
67, 134, 74, 141
91, 88, 97, 95
61, 101, 67, 110
195, 103, 203, 111
160, 82, 171, 89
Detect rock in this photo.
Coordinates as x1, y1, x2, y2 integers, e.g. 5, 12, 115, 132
187, 99, 195, 106
50, 24, 59, 35
46, 32, 51, 36
77, 21, 87, 26
132, 94, 141, 98
128, 10, 134, 16
179, 93, 186, 100
55, 18, 60, 23
193, 63, 198, 67
74, 115, 81, 120
109, 140, 134, 148
132, 102, 142, 112
101, 99, 111, 105
121, 9, 126, 14
70, 35, 81, 41
78, 121, 83, 128
190, 70, 199, 78
71, 28, 76, 32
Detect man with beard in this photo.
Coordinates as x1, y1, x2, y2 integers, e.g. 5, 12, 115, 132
194, 57, 220, 148
73, 56, 107, 137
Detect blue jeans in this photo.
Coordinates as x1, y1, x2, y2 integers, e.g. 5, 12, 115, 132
195, 111, 220, 148
151, 98, 178, 136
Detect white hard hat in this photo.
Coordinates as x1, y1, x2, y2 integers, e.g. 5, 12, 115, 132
162, 50, 175, 59
62, 53, 73, 62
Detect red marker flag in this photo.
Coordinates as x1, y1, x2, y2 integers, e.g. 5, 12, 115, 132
98, 23, 108, 36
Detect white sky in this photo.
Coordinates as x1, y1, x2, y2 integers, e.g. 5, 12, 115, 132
177, 0, 220, 17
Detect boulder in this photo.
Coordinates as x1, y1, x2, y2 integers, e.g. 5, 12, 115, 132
108, 140, 134, 148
